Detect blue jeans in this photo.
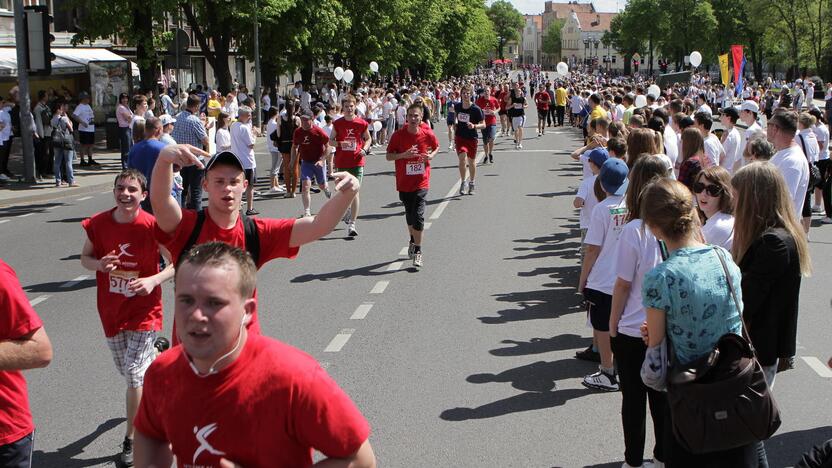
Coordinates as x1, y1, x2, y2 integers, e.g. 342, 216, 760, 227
53, 146, 74, 184
119, 126, 132, 169
756, 360, 779, 468
181, 165, 204, 210
0, 431, 34, 468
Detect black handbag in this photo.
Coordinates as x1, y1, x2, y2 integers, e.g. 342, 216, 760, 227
799, 134, 823, 187
666, 247, 781, 454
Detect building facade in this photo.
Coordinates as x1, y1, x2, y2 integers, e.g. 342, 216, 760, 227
522, 15, 543, 66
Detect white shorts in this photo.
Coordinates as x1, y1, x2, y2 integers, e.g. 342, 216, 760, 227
106, 330, 157, 388
512, 116, 526, 129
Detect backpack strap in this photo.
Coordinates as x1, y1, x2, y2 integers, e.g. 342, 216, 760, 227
181, 209, 207, 260
241, 213, 260, 266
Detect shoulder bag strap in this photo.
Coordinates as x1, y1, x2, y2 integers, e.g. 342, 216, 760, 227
181, 209, 207, 259
712, 246, 755, 348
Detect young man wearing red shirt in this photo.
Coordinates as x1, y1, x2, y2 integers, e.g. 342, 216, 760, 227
0, 260, 52, 468
534, 83, 551, 137
291, 109, 332, 218
497, 83, 510, 137
150, 144, 359, 337
475, 86, 500, 165
133, 242, 376, 468
330, 95, 371, 237
386, 103, 439, 268
80, 169, 175, 466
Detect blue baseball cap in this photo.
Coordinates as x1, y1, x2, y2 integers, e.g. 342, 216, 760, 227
587, 148, 609, 168
599, 158, 629, 196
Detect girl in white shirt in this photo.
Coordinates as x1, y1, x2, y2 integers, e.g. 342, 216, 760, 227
694, 166, 735, 250
215, 112, 232, 154
809, 108, 830, 217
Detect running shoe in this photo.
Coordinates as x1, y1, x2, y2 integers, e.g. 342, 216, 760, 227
468, 181, 476, 195
284, 192, 295, 198
342, 208, 352, 225
408, 241, 416, 259
153, 337, 170, 353
303, 209, 312, 218
0, 173, 10, 182
121, 436, 134, 466
270, 185, 286, 193
459, 180, 467, 196
310, 187, 321, 194
489, 154, 494, 164
245, 209, 260, 216
821, 217, 832, 224
348, 222, 358, 237
582, 369, 619, 392
812, 205, 823, 213
575, 345, 601, 363
324, 189, 332, 199
413, 252, 423, 268
518, 143, 523, 149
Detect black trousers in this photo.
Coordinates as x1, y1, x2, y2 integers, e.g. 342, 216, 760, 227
611, 334, 667, 466
817, 159, 832, 218
556, 105, 565, 126
0, 431, 33, 468
181, 165, 205, 210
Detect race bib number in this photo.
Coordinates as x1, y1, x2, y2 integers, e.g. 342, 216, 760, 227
457, 112, 470, 123
610, 207, 629, 233
513, 103, 523, 110
109, 270, 139, 298
405, 162, 425, 175
484, 108, 495, 116
340, 138, 357, 151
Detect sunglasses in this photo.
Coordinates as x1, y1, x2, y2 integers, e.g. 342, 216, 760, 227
692, 182, 723, 197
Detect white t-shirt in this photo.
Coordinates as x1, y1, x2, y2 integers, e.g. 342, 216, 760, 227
663, 125, 678, 167
0, 107, 11, 142
721, 127, 741, 172
261, 95, 271, 112
796, 128, 820, 163
813, 124, 829, 161
585, 195, 628, 294
230, 121, 256, 169
577, 175, 599, 230
579, 150, 593, 179
215, 128, 231, 153
703, 133, 723, 167
771, 144, 810, 216
702, 211, 734, 250
224, 100, 239, 119
697, 103, 713, 116
570, 95, 583, 114
265, 119, 279, 153
614, 219, 661, 338
73, 103, 95, 133
614, 104, 625, 122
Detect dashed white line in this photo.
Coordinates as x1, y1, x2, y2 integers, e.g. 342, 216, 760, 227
423, 222, 432, 230
76, 196, 93, 201
802, 356, 832, 378
100, 190, 112, 194
350, 303, 374, 320
369, 280, 389, 294
17, 213, 33, 218
29, 295, 50, 306
60, 275, 89, 288
399, 246, 410, 256
386, 261, 403, 272
430, 184, 459, 220
0, 219, 9, 224
324, 329, 355, 352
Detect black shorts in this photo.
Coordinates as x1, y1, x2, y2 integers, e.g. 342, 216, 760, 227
498, 109, 507, 116
398, 189, 428, 231
537, 109, 548, 120
79, 131, 94, 145
584, 288, 612, 332
0, 431, 33, 468
244, 168, 256, 186
277, 141, 292, 154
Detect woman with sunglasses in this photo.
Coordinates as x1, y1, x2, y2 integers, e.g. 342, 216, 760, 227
694, 166, 735, 250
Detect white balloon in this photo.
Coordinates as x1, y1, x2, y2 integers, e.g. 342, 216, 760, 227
690, 51, 702, 67
369, 61, 379, 73
556, 62, 568, 75
635, 94, 648, 108
373, 121, 382, 132
334, 67, 344, 80
647, 84, 661, 98
343, 69, 354, 84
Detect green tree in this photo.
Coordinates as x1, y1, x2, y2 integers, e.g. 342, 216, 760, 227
656, 0, 717, 70
541, 19, 565, 61
436, 0, 496, 77
606, 0, 665, 74
487, 0, 524, 59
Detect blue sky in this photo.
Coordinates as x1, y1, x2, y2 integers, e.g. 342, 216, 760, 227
506, 0, 626, 14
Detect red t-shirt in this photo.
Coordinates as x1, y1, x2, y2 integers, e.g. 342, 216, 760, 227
332, 117, 368, 169
497, 91, 508, 112
292, 126, 329, 163
154, 210, 298, 338
0, 260, 43, 445
82, 209, 163, 337
535, 91, 551, 111
475, 96, 500, 126
134, 335, 370, 468
386, 126, 439, 192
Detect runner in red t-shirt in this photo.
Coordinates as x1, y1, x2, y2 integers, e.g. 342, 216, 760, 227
291, 109, 332, 218
386, 103, 439, 268
133, 242, 375, 468
80, 169, 175, 466
534, 83, 552, 137
330, 95, 371, 237
475, 86, 500, 164
498, 83, 511, 137
149, 145, 360, 338
0, 259, 52, 465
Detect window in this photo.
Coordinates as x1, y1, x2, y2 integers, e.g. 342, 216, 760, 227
0, 0, 11, 11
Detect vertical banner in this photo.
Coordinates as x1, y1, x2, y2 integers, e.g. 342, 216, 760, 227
719, 54, 730, 86
735, 56, 747, 96
731, 45, 744, 84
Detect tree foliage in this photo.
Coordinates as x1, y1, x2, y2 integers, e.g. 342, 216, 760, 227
487, 0, 524, 59
541, 19, 565, 59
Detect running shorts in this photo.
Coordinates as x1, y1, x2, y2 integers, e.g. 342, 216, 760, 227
336, 166, 364, 182
481, 125, 497, 145
512, 115, 526, 130
399, 189, 428, 231
454, 137, 478, 159
300, 160, 326, 184
106, 330, 157, 388
584, 288, 612, 332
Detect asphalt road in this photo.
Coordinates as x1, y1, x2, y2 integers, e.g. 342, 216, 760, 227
2, 98, 831, 467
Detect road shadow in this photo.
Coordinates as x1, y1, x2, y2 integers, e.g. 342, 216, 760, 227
490, 333, 591, 357
291, 259, 401, 283
526, 190, 577, 198
479, 287, 583, 324
33, 417, 125, 467
766, 425, 832, 467
24, 278, 96, 293
0, 202, 64, 218
61, 254, 81, 261
47, 216, 87, 224
518, 265, 580, 288
440, 388, 588, 421
358, 211, 405, 221
467, 358, 595, 392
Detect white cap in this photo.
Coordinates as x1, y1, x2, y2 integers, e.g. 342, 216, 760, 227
740, 100, 759, 113
159, 114, 176, 126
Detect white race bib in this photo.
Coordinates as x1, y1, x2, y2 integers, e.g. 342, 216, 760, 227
340, 138, 357, 151
513, 103, 523, 110
405, 162, 425, 175
109, 270, 138, 297
457, 113, 470, 123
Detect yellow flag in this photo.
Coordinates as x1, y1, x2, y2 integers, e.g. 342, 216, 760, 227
719, 54, 730, 86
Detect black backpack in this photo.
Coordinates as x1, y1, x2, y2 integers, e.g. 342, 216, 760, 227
181, 209, 261, 265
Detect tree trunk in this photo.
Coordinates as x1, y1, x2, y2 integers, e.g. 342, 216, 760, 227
262, 61, 278, 103
648, 34, 653, 76
133, 5, 156, 92
300, 59, 314, 86
181, 2, 233, 93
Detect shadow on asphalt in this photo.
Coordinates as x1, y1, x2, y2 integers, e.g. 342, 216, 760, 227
291, 259, 402, 283
24, 279, 96, 293
766, 425, 832, 467
489, 333, 591, 357
467, 358, 594, 392
440, 388, 588, 421
0, 202, 64, 218
32, 417, 125, 467
47, 216, 88, 224
479, 287, 582, 324
60, 254, 82, 261
526, 190, 576, 198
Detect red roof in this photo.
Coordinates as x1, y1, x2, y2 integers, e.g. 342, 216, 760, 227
574, 12, 615, 31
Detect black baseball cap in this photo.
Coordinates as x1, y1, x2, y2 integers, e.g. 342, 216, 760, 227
205, 151, 243, 172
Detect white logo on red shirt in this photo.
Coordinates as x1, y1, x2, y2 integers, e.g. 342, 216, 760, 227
117, 243, 134, 258
303, 135, 310, 145
193, 423, 225, 464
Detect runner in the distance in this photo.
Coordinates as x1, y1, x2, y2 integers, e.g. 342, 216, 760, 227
386, 103, 440, 268
534, 83, 551, 137
508, 86, 528, 149
454, 85, 485, 195
80, 169, 174, 467
498, 83, 511, 137
475, 86, 500, 165
330, 95, 371, 237
291, 109, 332, 218
133, 242, 376, 468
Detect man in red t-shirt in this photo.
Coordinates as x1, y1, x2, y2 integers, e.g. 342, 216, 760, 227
0, 260, 52, 466
475, 86, 500, 164
330, 95, 371, 237
150, 145, 360, 337
386, 103, 439, 268
134, 242, 375, 468
80, 169, 175, 466
291, 109, 332, 218
534, 83, 551, 137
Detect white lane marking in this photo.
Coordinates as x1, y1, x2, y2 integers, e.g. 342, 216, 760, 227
100, 190, 111, 194
423, 222, 432, 230
350, 303, 374, 320
324, 329, 355, 352
17, 213, 33, 218
399, 246, 410, 256
76, 196, 93, 201
492, 149, 561, 153
0, 219, 8, 224
370, 280, 389, 294
319, 361, 330, 369
429, 184, 459, 220
29, 295, 50, 306
386, 261, 403, 272
60, 275, 89, 288
802, 356, 832, 378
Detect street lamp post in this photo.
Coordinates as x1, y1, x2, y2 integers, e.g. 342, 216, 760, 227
583, 39, 590, 71
253, 0, 262, 128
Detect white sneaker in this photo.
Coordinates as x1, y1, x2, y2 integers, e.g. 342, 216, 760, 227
459, 180, 467, 196
348, 222, 358, 237
812, 205, 823, 213
0, 173, 9, 182
582, 369, 619, 392
303, 209, 312, 217
270, 185, 286, 193
518, 143, 523, 149
821, 217, 832, 224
